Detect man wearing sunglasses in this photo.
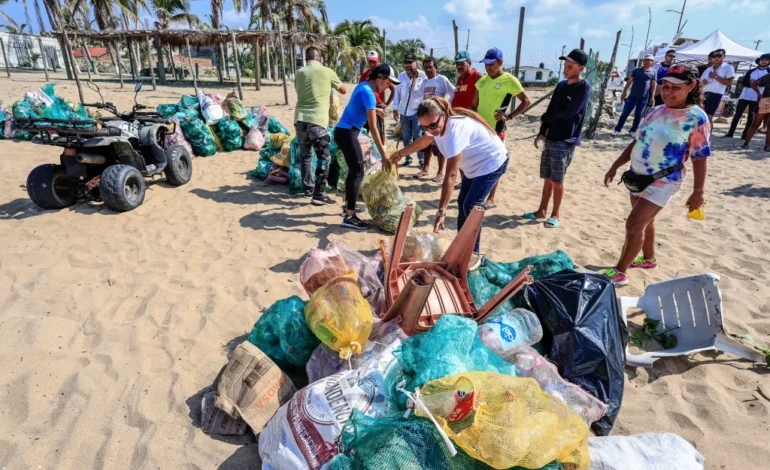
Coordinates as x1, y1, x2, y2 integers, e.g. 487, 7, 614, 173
652, 49, 676, 106
701, 48, 735, 128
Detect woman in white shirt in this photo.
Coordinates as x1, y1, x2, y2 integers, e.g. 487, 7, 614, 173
390, 97, 508, 254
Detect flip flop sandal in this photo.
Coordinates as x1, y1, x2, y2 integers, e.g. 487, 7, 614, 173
412, 171, 429, 179
545, 217, 561, 228
522, 212, 540, 220
432, 174, 444, 183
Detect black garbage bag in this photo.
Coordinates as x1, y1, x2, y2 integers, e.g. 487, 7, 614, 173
512, 270, 628, 435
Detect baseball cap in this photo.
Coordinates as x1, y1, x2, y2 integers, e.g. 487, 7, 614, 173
559, 49, 588, 66
480, 47, 503, 64
454, 50, 472, 62
403, 53, 417, 63
372, 63, 401, 84
662, 63, 700, 84
756, 53, 770, 64
367, 50, 379, 62
643, 54, 654, 60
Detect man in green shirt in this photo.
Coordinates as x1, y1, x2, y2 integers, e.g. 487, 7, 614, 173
294, 47, 347, 204
471, 47, 531, 208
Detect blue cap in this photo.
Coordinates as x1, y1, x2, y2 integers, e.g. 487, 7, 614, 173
480, 47, 503, 64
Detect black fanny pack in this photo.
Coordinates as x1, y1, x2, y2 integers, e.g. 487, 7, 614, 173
620, 164, 684, 193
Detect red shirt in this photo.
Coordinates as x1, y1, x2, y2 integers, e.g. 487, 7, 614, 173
452, 69, 483, 109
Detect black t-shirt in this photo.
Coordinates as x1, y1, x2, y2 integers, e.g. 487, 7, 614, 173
539, 79, 591, 145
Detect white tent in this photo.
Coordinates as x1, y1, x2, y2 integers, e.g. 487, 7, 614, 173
653, 30, 762, 63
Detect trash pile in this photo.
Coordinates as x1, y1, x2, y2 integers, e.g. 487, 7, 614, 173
199, 207, 706, 470
5, 83, 94, 140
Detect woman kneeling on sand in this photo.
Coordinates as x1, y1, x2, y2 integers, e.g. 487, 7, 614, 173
390, 97, 508, 256
603, 63, 711, 287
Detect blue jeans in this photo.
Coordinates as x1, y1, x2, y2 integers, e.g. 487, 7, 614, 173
400, 114, 424, 165
615, 96, 647, 133
457, 159, 508, 253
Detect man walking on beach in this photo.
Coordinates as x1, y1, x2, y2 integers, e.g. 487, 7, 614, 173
701, 48, 735, 128
360, 50, 394, 142
472, 47, 531, 208
725, 53, 769, 139
652, 49, 676, 106
523, 49, 590, 229
392, 53, 427, 168
612, 54, 656, 136
414, 56, 455, 181
293, 47, 346, 205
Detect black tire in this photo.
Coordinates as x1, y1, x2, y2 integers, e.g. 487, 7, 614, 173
100, 165, 145, 212
26, 164, 76, 210
164, 144, 192, 186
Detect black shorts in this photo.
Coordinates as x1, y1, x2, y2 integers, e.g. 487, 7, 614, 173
704, 92, 723, 115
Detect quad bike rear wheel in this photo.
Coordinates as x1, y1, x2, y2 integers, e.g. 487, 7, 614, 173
100, 164, 145, 212
26, 164, 76, 210
164, 145, 193, 186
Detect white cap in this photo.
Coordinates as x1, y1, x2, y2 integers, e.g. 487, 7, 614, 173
643, 54, 654, 60
367, 50, 380, 61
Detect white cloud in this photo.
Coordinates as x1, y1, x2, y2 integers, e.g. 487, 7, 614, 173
530, 29, 548, 35
369, 15, 430, 32
569, 23, 580, 34
504, 0, 527, 12
584, 29, 611, 39
442, 0, 497, 29
730, 0, 768, 13
222, 8, 249, 28
444, 3, 457, 14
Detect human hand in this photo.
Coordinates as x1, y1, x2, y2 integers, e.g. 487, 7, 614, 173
389, 149, 402, 164
534, 135, 545, 149
686, 190, 705, 211
709, 71, 717, 79
433, 212, 446, 232
392, 110, 399, 122
621, 93, 627, 102
604, 168, 617, 187
376, 101, 387, 109
376, 107, 386, 118
495, 111, 508, 122
382, 156, 392, 173
648, 98, 654, 107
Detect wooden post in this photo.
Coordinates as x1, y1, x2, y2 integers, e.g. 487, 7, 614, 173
466, 29, 470, 51
154, 32, 167, 85
195, 63, 199, 80
62, 31, 84, 103
429, 48, 433, 57
128, 39, 137, 80
580, 38, 585, 50
0, 38, 10, 78
586, 30, 622, 140
514, 7, 525, 77
114, 40, 124, 88
37, 36, 49, 81
382, 30, 386, 62
452, 20, 459, 55
146, 34, 157, 90
277, 22, 288, 105
231, 31, 243, 100
186, 37, 198, 95
80, 40, 92, 81
265, 34, 272, 81
167, 45, 176, 80
254, 38, 261, 91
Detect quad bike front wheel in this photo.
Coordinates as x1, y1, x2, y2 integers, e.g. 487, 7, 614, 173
164, 145, 193, 186
100, 165, 146, 212
27, 164, 77, 210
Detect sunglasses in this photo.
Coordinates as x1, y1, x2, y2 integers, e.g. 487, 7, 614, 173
420, 113, 443, 131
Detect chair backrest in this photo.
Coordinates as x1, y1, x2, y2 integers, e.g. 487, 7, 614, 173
637, 273, 723, 333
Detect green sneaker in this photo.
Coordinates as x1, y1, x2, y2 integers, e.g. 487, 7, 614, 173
602, 267, 629, 287
630, 256, 658, 270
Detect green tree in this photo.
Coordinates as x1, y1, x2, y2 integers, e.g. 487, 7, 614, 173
150, 0, 199, 29
386, 38, 425, 62
0, 10, 30, 33
332, 19, 382, 80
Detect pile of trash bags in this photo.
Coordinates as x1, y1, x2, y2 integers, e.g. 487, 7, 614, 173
4, 83, 94, 140
199, 229, 706, 470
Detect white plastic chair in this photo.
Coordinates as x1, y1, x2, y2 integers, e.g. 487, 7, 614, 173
618, 273, 766, 367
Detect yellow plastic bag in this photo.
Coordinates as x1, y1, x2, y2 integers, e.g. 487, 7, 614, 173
414, 371, 590, 470
329, 93, 342, 122
270, 142, 292, 168
686, 201, 706, 220
268, 132, 292, 150
305, 270, 373, 359
206, 124, 224, 151
361, 168, 422, 234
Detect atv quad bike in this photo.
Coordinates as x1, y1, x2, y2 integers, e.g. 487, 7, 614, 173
22, 82, 192, 212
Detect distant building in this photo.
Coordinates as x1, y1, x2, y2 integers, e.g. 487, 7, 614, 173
73, 47, 110, 63
514, 63, 553, 84
0, 32, 64, 70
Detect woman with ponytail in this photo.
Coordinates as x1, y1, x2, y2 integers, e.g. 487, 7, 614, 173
390, 96, 509, 255
602, 63, 711, 287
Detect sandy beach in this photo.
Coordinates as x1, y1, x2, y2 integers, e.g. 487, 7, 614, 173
0, 72, 768, 469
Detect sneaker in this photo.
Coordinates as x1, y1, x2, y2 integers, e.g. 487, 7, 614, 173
303, 190, 314, 198
341, 214, 370, 231
469, 252, 484, 271
311, 194, 336, 206
742, 143, 749, 150
341, 204, 366, 215
611, 130, 620, 137
629, 256, 658, 270
602, 267, 629, 287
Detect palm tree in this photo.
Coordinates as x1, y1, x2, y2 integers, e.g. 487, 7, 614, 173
0, 10, 30, 33
333, 20, 382, 79
386, 38, 426, 63
150, 0, 199, 29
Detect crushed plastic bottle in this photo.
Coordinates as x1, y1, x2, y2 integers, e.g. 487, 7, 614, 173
478, 308, 543, 355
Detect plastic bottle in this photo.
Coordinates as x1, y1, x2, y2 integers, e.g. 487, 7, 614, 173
478, 308, 544, 356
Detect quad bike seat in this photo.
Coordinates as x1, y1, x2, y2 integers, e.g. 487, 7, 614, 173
381, 204, 533, 335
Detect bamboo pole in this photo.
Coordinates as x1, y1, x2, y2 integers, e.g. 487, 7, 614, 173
114, 40, 124, 88
146, 34, 157, 90
62, 31, 84, 103
586, 30, 622, 140
277, 23, 288, 105
232, 31, 243, 100
265, 34, 272, 80
254, 38, 261, 91
37, 36, 49, 81
0, 38, 10, 78
186, 37, 197, 95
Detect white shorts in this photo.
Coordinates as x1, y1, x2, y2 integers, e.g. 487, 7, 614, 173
630, 179, 682, 207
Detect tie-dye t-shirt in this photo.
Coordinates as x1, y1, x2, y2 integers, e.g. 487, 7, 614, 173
630, 105, 711, 183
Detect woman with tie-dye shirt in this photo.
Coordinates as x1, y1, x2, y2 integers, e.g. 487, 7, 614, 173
602, 63, 710, 286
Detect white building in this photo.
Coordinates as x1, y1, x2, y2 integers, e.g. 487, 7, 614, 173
515, 63, 553, 84
0, 33, 65, 70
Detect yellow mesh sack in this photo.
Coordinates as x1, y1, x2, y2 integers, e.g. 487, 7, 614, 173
304, 270, 373, 359
206, 124, 224, 151
268, 132, 292, 149
329, 93, 342, 122
414, 371, 590, 470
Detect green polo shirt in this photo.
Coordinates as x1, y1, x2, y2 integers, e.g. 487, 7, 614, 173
476, 72, 524, 128
293, 60, 343, 129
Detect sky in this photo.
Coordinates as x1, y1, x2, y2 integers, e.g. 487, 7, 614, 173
3, 0, 769, 70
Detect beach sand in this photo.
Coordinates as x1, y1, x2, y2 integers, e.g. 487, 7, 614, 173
0, 72, 768, 469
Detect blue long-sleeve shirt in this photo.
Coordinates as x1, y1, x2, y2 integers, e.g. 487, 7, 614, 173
538, 79, 591, 145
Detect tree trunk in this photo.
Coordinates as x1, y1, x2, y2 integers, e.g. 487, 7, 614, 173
33, 0, 45, 33
223, 42, 230, 79
217, 43, 226, 83
154, 32, 166, 85
265, 37, 272, 80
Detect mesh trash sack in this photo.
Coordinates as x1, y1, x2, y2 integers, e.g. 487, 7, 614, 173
268, 115, 291, 135
199, 90, 226, 125
265, 167, 290, 185
215, 117, 244, 151
267, 132, 292, 151
588, 433, 705, 470
40, 84, 90, 122
378, 230, 453, 265
258, 343, 400, 470
222, 92, 248, 121
478, 308, 544, 353
480, 250, 575, 288
248, 295, 320, 371
329, 93, 342, 122
179, 94, 199, 110
252, 105, 270, 133
299, 241, 386, 316
157, 103, 179, 118
391, 315, 515, 410
180, 118, 217, 157
243, 126, 265, 150
336, 132, 382, 193
213, 341, 296, 435
249, 159, 272, 180
207, 124, 225, 151
329, 409, 563, 470
305, 270, 374, 359
306, 321, 405, 384
164, 117, 194, 157
413, 372, 591, 470
289, 137, 310, 194
361, 168, 422, 234
512, 271, 628, 436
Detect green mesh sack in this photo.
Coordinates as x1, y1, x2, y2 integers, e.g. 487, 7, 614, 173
179, 117, 217, 157
267, 115, 290, 135
481, 250, 574, 287
178, 95, 199, 110
175, 107, 199, 121
242, 113, 258, 128
13, 99, 36, 119
157, 104, 179, 118
41, 84, 90, 122
247, 295, 320, 370
215, 117, 243, 151
248, 159, 272, 181
329, 410, 562, 470
288, 136, 311, 194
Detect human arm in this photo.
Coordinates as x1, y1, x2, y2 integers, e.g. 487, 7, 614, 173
541, 82, 590, 123
390, 134, 434, 164
337, 84, 347, 95
434, 154, 462, 232
384, 83, 396, 106
686, 158, 707, 210
367, 108, 391, 172
331, 72, 346, 95
649, 80, 657, 106
443, 76, 455, 102
392, 83, 401, 121
471, 89, 479, 111
604, 140, 636, 186
503, 90, 532, 120
685, 115, 711, 210
621, 77, 633, 101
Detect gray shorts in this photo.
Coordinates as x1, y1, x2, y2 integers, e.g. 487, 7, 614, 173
540, 139, 575, 183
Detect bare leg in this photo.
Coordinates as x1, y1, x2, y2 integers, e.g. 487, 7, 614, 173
642, 218, 656, 259
416, 148, 431, 178
708, 114, 714, 130
486, 180, 500, 207
744, 113, 766, 146
550, 181, 564, 220
534, 179, 553, 218
615, 197, 663, 272
436, 155, 446, 179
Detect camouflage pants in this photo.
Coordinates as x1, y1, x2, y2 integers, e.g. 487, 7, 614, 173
295, 121, 331, 196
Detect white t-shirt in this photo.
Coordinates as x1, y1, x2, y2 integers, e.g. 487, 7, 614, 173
739, 68, 769, 101
701, 63, 735, 95
434, 116, 507, 179
421, 75, 455, 102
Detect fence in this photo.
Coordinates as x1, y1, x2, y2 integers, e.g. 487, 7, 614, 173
0, 32, 65, 71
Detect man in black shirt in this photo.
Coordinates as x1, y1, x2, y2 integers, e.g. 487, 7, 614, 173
522, 49, 591, 229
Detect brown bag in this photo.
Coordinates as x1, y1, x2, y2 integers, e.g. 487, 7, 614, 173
201, 390, 249, 436
214, 342, 296, 434
381, 204, 533, 335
